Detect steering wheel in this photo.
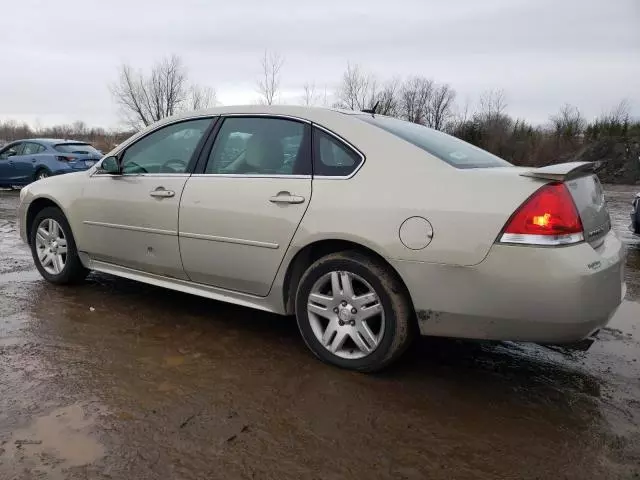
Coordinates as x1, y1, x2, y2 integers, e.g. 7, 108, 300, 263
161, 158, 188, 173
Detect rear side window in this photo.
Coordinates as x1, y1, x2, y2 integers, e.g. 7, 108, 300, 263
55, 143, 101, 155
357, 115, 511, 169
22, 143, 44, 155
313, 128, 362, 177
205, 117, 311, 175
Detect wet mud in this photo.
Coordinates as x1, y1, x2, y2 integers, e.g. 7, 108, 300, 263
0, 187, 639, 479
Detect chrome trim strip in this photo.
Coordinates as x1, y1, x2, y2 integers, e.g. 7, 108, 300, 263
83, 221, 176, 236
499, 232, 584, 246
109, 114, 219, 156
189, 174, 311, 179
221, 113, 312, 124
180, 232, 279, 249
91, 173, 191, 178
312, 123, 366, 180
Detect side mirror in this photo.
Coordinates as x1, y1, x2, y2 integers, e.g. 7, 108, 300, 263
99, 156, 121, 175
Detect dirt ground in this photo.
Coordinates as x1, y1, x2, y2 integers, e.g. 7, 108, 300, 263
1, 186, 639, 480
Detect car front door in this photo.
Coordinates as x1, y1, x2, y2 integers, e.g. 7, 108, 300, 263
0, 143, 24, 185
179, 116, 312, 296
77, 117, 215, 279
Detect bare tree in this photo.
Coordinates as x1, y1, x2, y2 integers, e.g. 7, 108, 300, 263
72, 120, 88, 136
111, 55, 188, 129
257, 50, 284, 105
334, 63, 378, 111
478, 89, 508, 122
604, 99, 631, 125
301, 82, 319, 106
189, 85, 217, 110
399, 76, 433, 124
374, 79, 400, 116
425, 83, 456, 130
111, 55, 216, 129
448, 97, 471, 133
550, 103, 586, 139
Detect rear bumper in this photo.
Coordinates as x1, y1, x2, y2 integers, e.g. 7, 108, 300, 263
392, 230, 626, 343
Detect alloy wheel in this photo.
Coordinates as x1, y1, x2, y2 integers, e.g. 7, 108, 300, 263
35, 218, 67, 275
306, 270, 385, 359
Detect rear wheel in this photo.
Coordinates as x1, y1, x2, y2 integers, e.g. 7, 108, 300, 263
35, 168, 50, 181
295, 251, 414, 372
29, 207, 88, 284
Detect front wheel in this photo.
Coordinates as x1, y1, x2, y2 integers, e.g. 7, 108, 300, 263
295, 251, 414, 372
29, 207, 88, 284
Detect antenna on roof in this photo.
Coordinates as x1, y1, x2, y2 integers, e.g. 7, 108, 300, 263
362, 101, 380, 115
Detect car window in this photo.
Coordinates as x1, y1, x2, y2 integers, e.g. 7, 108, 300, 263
312, 128, 362, 177
22, 143, 44, 155
121, 118, 212, 174
55, 143, 100, 155
0, 143, 23, 159
205, 117, 311, 175
357, 114, 511, 169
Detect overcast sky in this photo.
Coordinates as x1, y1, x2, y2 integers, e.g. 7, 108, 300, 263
1, 0, 638, 129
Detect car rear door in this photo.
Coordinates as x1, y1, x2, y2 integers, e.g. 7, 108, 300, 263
178, 115, 312, 296
77, 117, 215, 279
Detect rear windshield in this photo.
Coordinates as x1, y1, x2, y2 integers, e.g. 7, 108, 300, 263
357, 115, 511, 169
54, 143, 101, 155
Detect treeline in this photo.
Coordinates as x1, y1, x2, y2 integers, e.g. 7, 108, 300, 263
2, 53, 639, 172
0, 120, 133, 153
330, 63, 639, 168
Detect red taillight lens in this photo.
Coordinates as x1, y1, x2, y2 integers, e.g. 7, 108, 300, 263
500, 183, 584, 245
56, 155, 76, 162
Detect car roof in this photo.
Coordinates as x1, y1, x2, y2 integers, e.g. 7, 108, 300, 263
164, 105, 365, 125
10, 138, 91, 145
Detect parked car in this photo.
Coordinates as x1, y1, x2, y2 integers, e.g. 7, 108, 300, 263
0, 139, 102, 188
17, 106, 626, 371
632, 193, 640, 235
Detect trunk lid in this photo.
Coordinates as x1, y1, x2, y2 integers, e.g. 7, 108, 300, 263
521, 162, 611, 247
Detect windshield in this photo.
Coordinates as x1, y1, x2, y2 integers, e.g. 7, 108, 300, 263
357, 115, 511, 169
54, 143, 101, 155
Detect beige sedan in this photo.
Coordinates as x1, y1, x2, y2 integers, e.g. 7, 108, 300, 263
18, 106, 626, 371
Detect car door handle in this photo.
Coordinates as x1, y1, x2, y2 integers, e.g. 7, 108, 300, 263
269, 192, 305, 204
150, 188, 175, 198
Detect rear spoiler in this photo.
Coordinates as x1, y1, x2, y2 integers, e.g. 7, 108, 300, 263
520, 162, 598, 182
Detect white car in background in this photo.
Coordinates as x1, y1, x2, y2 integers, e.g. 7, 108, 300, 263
17, 106, 626, 371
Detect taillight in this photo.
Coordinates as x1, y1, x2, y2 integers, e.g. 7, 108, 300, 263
499, 183, 584, 246
56, 155, 76, 162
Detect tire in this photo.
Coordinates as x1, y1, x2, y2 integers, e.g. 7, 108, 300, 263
29, 206, 88, 284
295, 251, 414, 372
35, 168, 50, 181
634, 209, 640, 235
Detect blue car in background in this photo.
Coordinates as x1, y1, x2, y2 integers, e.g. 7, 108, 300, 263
0, 138, 102, 188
